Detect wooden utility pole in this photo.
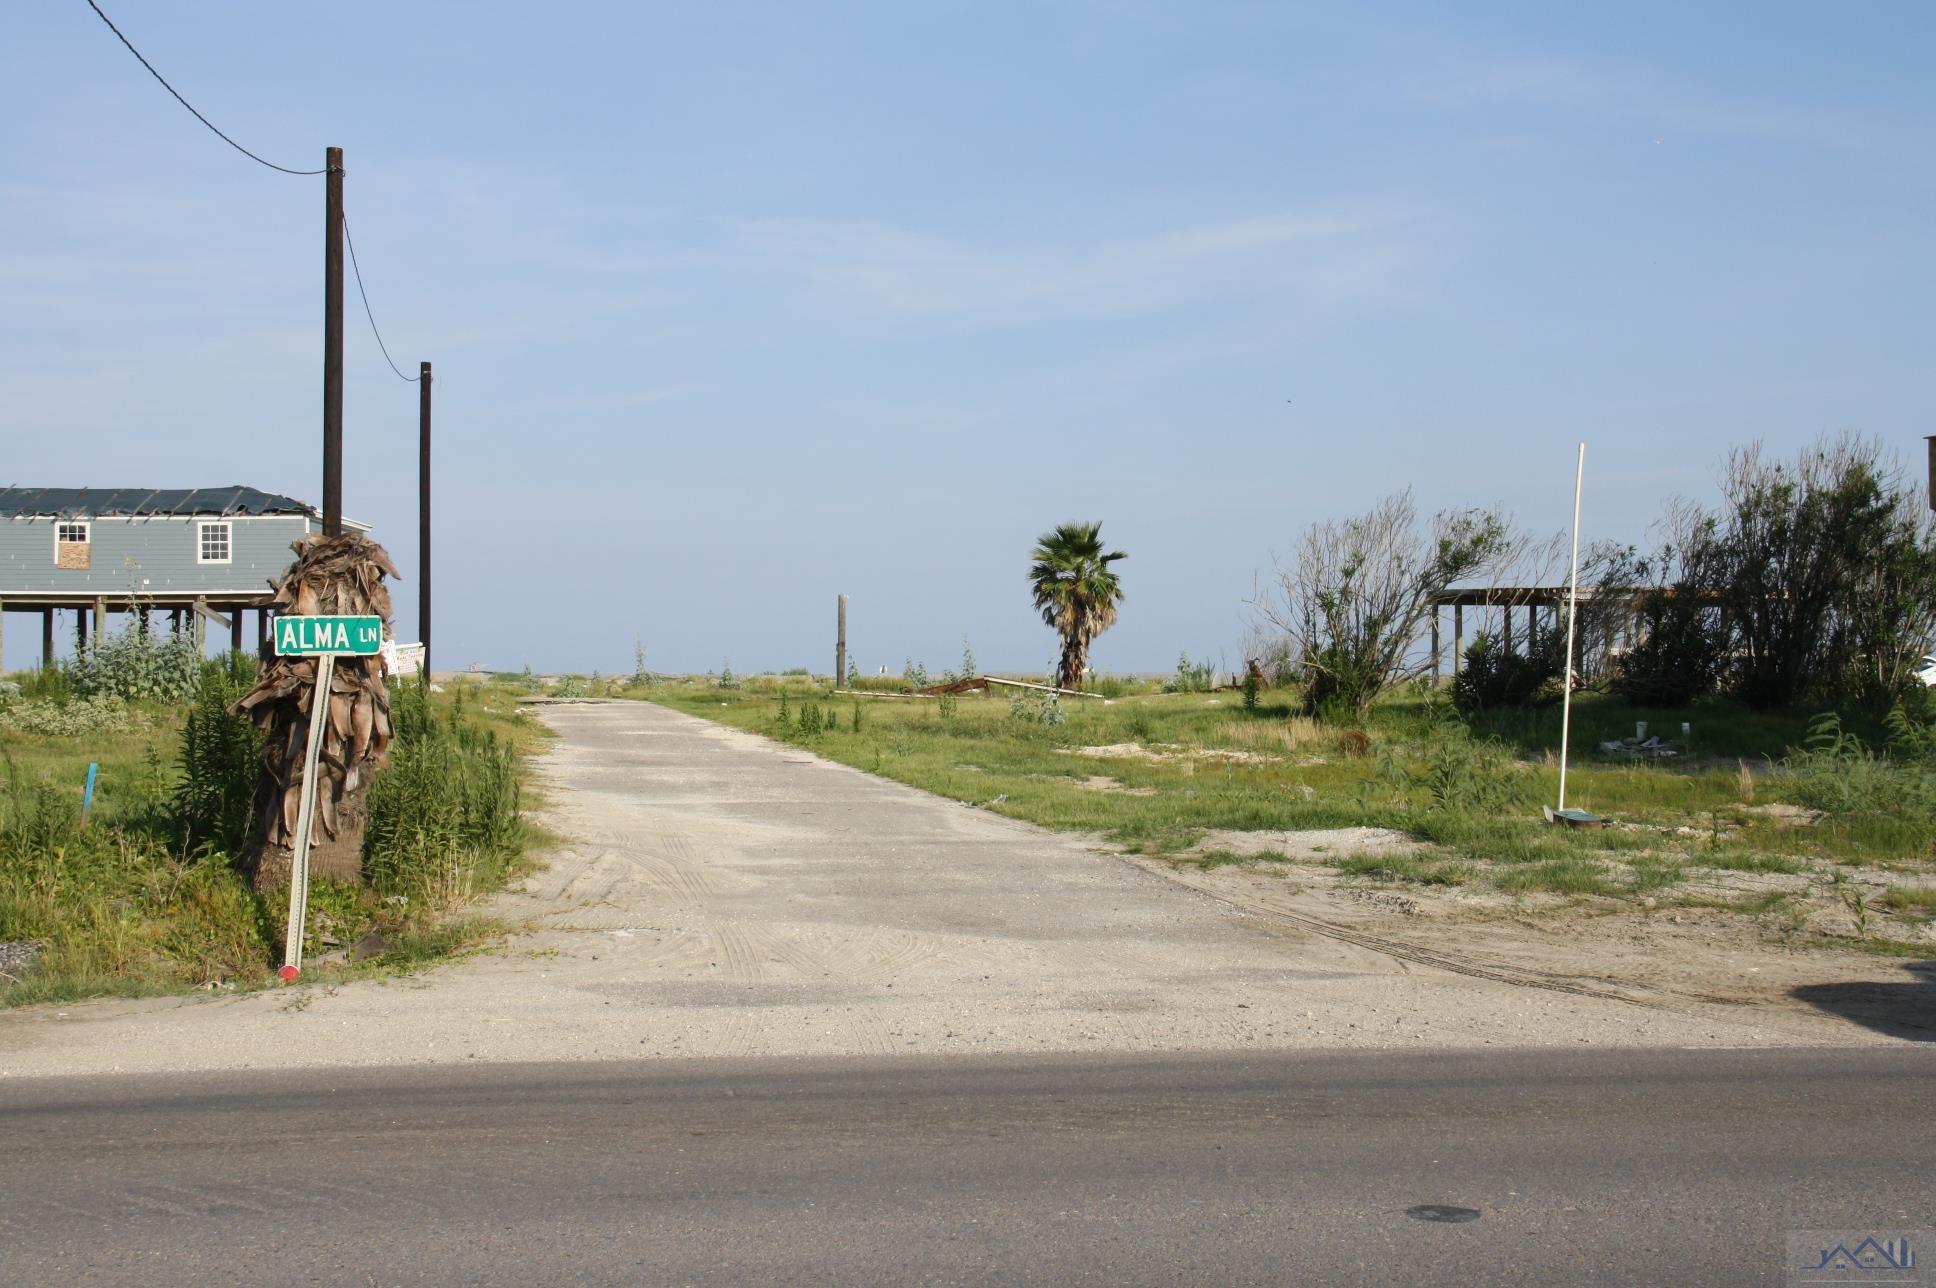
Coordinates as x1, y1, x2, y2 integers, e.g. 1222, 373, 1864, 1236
1925, 435, 1933, 512
322, 146, 345, 536
835, 594, 848, 686
420, 360, 432, 676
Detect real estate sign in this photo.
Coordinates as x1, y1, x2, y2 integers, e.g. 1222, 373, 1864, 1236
274, 614, 383, 657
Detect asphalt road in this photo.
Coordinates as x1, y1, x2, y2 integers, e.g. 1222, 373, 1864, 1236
5, 1045, 1932, 1286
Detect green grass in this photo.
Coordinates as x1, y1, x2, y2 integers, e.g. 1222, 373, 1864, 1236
630, 673, 1934, 916
1698, 848, 1808, 875
0, 666, 545, 1008
1179, 849, 1276, 871
1627, 858, 1689, 893
1879, 885, 1936, 913
1495, 858, 1621, 897
1334, 853, 1478, 886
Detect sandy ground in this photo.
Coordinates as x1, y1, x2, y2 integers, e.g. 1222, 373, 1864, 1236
1, 701, 1925, 1079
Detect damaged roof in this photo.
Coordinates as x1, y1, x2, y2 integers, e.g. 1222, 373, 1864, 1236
0, 486, 317, 519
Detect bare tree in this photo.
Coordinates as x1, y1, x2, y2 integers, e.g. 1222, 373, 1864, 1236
1254, 490, 1518, 716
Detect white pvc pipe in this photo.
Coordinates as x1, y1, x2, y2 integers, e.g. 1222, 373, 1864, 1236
1556, 444, 1585, 814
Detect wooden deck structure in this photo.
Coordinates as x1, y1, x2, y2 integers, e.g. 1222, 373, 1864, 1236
1427, 585, 1633, 682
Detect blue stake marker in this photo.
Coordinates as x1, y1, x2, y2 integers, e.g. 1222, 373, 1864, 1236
82, 762, 98, 827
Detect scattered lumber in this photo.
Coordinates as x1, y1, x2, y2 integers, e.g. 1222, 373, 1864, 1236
843, 676, 1108, 701
918, 676, 989, 695
971, 675, 1106, 700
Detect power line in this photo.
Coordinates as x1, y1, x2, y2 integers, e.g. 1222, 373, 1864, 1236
343, 213, 420, 383
83, 0, 325, 176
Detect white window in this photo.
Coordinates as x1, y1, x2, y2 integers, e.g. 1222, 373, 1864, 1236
198, 521, 233, 564
53, 520, 91, 569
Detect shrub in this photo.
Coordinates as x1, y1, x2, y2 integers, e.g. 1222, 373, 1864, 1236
1453, 634, 1558, 713
1009, 690, 1066, 726
1253, 490, 1519, 716
1162, 652, 1216, 693
1786, 713, 1936, 837
1716, 438, 1936, 709
364, 681, 525, 904
0, 694, 135, 736
65, 626, 203, 704
1883, 700, 1936, 765
173, 655, 263, 857
1385, 720, 1528, 812
1611, 586, 1725, 708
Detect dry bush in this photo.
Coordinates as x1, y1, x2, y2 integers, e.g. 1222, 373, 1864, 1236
1213, 718, 1326, 753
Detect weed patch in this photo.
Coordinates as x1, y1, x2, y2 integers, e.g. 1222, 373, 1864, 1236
0, 668, 538, 1008
1334, 853, 1477, 886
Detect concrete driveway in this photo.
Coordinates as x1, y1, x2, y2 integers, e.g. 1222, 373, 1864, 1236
0, 701, 1876, 1078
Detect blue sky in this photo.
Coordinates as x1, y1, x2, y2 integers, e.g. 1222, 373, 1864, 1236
4, 2, 1931, 674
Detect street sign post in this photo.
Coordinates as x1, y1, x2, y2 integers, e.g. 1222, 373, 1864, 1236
274, 614, 383, 982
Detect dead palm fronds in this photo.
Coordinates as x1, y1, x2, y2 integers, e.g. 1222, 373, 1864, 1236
234, 532, 399, 889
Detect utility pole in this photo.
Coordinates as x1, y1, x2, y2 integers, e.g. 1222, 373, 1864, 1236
1925, 435, 1933, 513
420, 361, 433, 675
322, 146, 345, 536
835, 594, 848, 687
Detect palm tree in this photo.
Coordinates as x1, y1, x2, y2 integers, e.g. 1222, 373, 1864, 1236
1029, 521, 1127, 690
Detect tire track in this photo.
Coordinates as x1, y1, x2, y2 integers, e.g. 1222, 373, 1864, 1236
1153, 865, 1669, 1009
855, 928, 943, 982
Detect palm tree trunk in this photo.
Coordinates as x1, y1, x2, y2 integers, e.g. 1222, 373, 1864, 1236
1059, 633, 1088, 691
234, 531, 399, 891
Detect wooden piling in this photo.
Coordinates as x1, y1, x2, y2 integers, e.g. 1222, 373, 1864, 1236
835, 594, 848, 686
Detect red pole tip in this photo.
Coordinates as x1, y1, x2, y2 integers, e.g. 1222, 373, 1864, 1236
278, 965, 301, 983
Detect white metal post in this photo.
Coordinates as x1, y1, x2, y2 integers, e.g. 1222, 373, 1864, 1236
281, 652, 335, 981
1556, 443, 1586, 814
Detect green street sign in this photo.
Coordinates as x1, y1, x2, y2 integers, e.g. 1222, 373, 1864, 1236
274, 614, 384, 657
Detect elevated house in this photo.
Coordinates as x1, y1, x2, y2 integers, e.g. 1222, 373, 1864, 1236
0, 486, 367, 668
